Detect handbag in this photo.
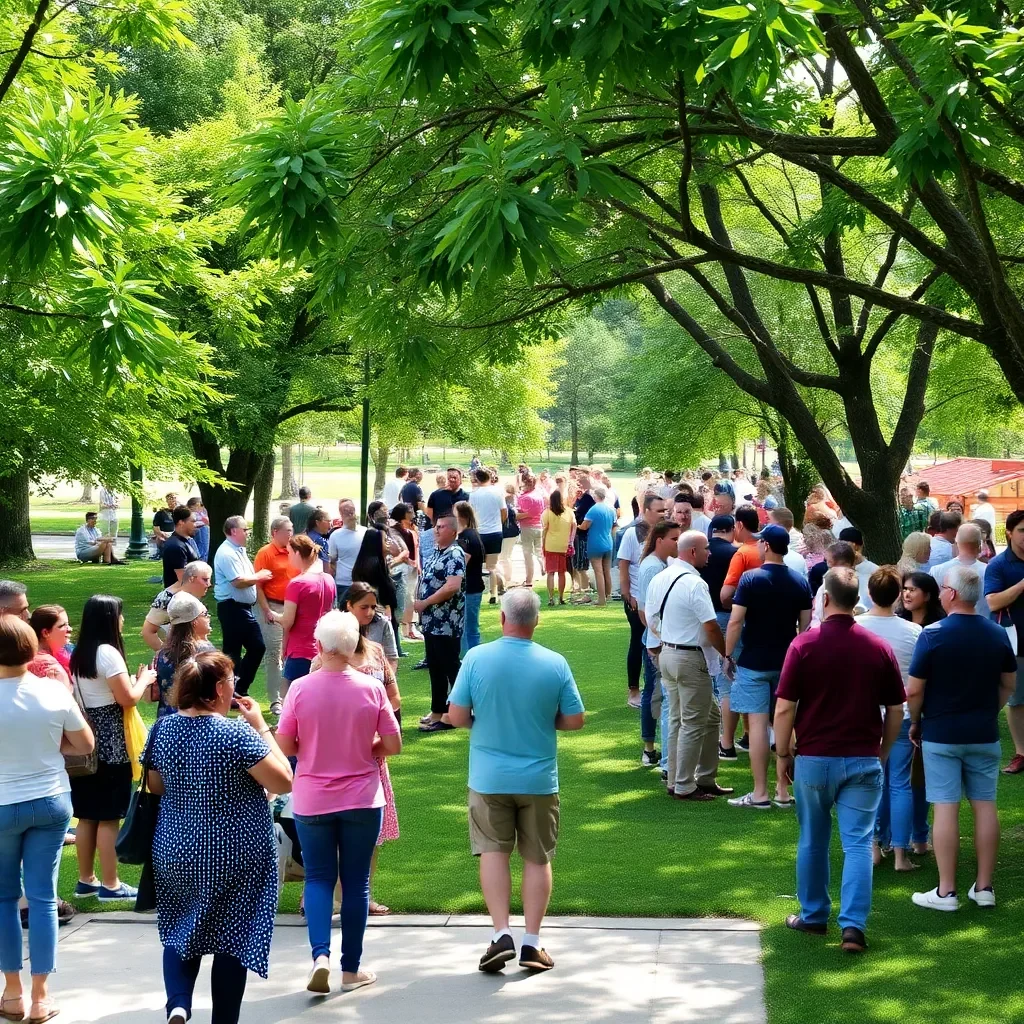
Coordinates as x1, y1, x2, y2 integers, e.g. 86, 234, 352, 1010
65, 676, 98, 778
115, 716, 164, 865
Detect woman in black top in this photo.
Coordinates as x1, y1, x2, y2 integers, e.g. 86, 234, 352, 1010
898, 571, 946, 627
454, 501, 485, 656
571, 473, 596, 603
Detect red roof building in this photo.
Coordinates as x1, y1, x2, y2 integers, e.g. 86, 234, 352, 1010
909, 458, 1024, 518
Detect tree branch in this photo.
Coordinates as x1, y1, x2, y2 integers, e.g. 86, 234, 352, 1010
276, 399, 355, 424
0, 0, 50, 106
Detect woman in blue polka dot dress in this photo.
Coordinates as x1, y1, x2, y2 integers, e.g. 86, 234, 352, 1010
147, 651, 293, 1024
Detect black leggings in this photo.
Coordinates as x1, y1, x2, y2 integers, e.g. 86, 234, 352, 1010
424, 632, 461, 714
163, 947, 247, 1024
624, 600, 644, 691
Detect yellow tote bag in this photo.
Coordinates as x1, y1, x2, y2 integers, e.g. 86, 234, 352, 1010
123, 706, 149, 784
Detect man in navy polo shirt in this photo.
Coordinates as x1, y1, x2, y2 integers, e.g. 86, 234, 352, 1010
724, 523, 812, 810
909, 565, 1017, 912
984, 508, 1024, 773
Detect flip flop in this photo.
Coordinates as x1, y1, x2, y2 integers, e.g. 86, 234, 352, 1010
368, 901, 391, 915
27, 1008, 59, 1024
341, 971, 377, 993
772, 798, 795, 808
1, 995, 25, 1021
418, 720, 453, 733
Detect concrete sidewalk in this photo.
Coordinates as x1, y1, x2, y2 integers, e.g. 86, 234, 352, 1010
50, 914, 763, 1023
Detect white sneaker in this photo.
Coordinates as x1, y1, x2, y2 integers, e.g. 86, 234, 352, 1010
912, 887, 959, 912
968, 883, 995, 908
168, 1010, 188, 1023
307, 954, 331, 993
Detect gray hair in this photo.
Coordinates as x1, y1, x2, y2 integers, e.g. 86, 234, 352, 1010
955, 522, 982, 551
314, 610, 360, 656
592, 485, 606, 502
182, 560, 212, 582
0, 580, 27, 608
270, 516, 292, 534
946, 564, 981, 606
501, 588, 540, 628
223, 515, 247, 535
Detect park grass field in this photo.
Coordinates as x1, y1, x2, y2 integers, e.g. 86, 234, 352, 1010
12, 558, 1024, 1024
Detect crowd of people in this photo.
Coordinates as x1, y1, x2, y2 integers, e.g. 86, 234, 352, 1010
3, 457, 1023, 1020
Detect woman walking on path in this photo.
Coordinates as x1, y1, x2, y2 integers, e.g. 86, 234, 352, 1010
276, 611, 401, 996
69, 595, 156, 905
0, 617, 94, 1024
147, 651, 292, 1024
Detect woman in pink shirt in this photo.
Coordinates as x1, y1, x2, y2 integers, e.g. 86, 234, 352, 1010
278, 535, 336, 689
276, 611, 401, 996
516, 473, 547, 589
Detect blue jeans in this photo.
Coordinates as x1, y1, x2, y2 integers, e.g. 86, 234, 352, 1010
194, 523, 210, 562
794, 756, 883, 933
641, 649, 658, 743
461, 592, 482, 657
294, 808, 382, 973
875, 720, 929, 849
163, 946, 247, 1023
0, 793, 72, 975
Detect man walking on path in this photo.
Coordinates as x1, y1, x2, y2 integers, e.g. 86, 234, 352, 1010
213, 516, 272, 696
414, 515, 466, 732
909, 565, 1017, 912
726, 524, 812, 810
448, 590, 584, 974
775, 567, 906, 953
984, 508, 1024, 774
646, 530, 729, 802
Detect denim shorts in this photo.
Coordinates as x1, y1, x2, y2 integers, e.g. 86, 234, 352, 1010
922, 741, 1001, 803
729, 666, 778, 715
1009, 655, 1024, 708
714, 611, 734, 701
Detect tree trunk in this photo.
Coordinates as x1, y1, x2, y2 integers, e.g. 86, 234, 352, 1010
191, 431, 263, 560
77, 478, 94, 503
276, 444, 298, 499
776, 431, 815, 529
0, 467, 35, 564
253, 450, 276, 548
570, 410, 579, 464
372, 445, 390, 498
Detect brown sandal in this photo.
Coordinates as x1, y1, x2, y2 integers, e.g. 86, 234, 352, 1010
1, 995, 25, 1022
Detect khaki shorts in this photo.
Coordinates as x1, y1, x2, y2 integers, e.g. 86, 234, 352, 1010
468, 790, 560, 865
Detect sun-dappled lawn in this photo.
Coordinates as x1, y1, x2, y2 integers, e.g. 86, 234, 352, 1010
12, 559, 1024, 1024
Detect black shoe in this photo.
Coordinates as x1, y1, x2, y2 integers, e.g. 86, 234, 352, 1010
841, 927, 867, 953
719, 745, 737, 760
57, 898, 77, 925
786, 914, 826, 936
737, 734, 750, 751
698, 783, 735, 796
488, 596, 496, 605
641, 749, 660, 768
519, 945, 554, 971
479, 933, 516, 972
660, 770, 668, 782
412, 659, 429, 670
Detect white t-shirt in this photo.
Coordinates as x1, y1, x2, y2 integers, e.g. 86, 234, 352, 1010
784, 549, 808, 577
734, 481, 755, 503
75, 644, 129, 708
382, 478, 404, 509
691, 513, 712, 536
1, 672, 87, 804
855, 613, 922, 716
469, 484, 505, 535
603, 488, 620, 510
972, 502, 996, 530
855, 559, 879, 606
327, 525, 367, 585
617, 525, 646, 592
931, 557, 988, 615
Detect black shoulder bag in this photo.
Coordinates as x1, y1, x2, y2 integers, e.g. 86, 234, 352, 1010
115, 716, 164, 865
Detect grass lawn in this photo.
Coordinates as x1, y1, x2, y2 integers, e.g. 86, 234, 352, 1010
11, 559, 1024, 1024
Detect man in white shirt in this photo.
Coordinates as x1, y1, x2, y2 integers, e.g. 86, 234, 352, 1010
383, 467, 407, 510
469, 468, 508, 602
771, 508, 807, 577
645, 530, 728, 801
972, 490, 996, 531
658, 471, 677, 500
732, 470, 755, 504
688, 492, 711, 537
927, 511, 961, 569
327, 498, 367, 608
98, 485, 120, 538
838, 527, 878, 605
618, 494, 667, 708
931, 522, 988, 614
214, 515, 273, 696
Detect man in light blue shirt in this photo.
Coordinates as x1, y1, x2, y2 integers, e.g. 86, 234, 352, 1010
74, 512, 115, 563
213, 515, 272, 695
448, 589, 584, 976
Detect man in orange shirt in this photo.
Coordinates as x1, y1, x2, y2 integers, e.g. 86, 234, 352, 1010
720, 506, 764, 610
255, 515, 299, 714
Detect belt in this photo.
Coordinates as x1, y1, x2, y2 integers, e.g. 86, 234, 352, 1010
661, 642, 701, 651
218, 599, 255, 608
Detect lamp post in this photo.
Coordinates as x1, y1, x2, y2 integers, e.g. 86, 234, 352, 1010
126, 464, 149, 559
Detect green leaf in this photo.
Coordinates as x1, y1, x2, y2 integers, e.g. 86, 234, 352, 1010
698, 6, 752, 20
731, 30, 750, 57
500, 200, 520, 224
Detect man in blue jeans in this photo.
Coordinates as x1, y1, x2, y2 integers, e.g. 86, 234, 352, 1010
774, 567, 906, 953
907, 564, 1017, 911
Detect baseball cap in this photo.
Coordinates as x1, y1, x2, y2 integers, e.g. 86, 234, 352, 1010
762, 495, 778, 510
753, 523, 790, 553
710, 514, 735, 533
167, 592, 209, 628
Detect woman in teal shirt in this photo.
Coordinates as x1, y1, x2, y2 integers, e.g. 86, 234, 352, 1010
580, 486, 617, 606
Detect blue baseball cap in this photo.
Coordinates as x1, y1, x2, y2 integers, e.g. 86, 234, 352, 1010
753, 523, 790, 552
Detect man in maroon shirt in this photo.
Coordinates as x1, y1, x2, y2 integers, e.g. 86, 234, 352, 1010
774, 567, 905, 953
